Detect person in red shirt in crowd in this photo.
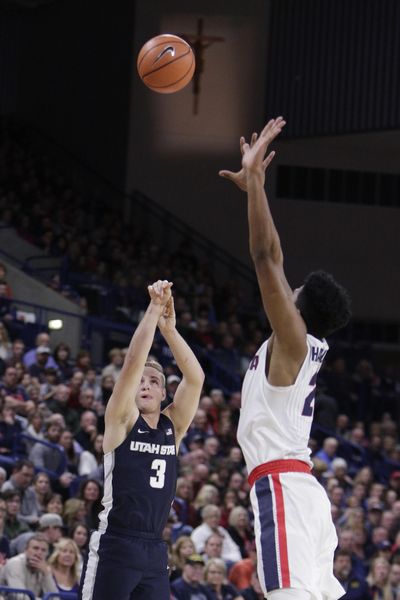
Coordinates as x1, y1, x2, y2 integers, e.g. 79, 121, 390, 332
229, 541, 257, 591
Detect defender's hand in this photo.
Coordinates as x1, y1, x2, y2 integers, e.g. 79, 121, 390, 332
219, 133, 275, 191
219, 117, 285, 190
242, 117, 285, 175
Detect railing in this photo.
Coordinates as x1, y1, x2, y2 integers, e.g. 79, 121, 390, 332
0, 591, 77, 600
25, 120, 258, 290
0, 587, 35, 599
43, 594, 78, 599
2, 297, 241, 393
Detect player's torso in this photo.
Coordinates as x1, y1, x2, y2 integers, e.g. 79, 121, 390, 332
99, 413, 178, 537
237, 334, 328, 472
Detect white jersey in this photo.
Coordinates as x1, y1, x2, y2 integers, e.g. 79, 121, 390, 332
237, 334, 328, 473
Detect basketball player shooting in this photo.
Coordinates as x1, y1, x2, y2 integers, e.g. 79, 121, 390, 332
219, 118, 351, 600
79, 280, 204, 600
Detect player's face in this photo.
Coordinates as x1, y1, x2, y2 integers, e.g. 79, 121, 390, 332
135, 366, 165, 414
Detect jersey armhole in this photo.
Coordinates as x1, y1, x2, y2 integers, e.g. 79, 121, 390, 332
104, 413, 141, 454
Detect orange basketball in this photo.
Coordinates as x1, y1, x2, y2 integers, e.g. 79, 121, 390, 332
137, 34, 195, 94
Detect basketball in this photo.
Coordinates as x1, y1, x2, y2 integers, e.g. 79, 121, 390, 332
137, 34, 195, 94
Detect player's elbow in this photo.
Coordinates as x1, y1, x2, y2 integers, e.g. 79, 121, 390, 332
251, 246, 283, 267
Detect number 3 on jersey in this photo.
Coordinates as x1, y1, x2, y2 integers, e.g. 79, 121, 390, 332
150, 459, 166, 488
301, 372, 318, 417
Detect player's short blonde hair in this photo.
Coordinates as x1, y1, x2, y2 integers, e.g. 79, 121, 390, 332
144, 360, 166, 387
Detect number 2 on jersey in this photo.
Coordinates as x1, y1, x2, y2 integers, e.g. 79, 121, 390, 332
150, 459, 166, 488
301, 372, 318, 417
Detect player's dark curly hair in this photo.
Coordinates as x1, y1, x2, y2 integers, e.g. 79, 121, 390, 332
295, 270, 351, 339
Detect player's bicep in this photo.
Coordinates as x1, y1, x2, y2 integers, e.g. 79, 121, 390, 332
163, 380, 201, 445
254, 257, 307, 356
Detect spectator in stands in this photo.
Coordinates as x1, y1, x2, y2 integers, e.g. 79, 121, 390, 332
77, 388, 96, 415
78, 433, 103, 482
47, 383, 79, 434
74, 409, 98, 451
171, 553, 212, 600
0, 533, 58, 595
240, 570, 264, 600
191, 505, 241, 563
75, 349, 92, 375
53, 342, 73, 382
46, 494, 64, 516
48, 537, 81, 594
336, 529, 367, 580
81, 368, 102, 402
226, 472, 247, 505
366, 555, 393, 599
0, 404, 24, 457
331, 458, 354, 493
28, 345, 53, 383
333, 549, 370, 600
389, 563, 400, 598
366, 525, 391, 559
67, 369, 84, 409
99, 374, 114, 405
8, 339, 25, 365
10, 511, 64, 557
228, 541, 257, 591
165, 374, 182, 405
186, 408, 213, 446
23, 332, 57, 369
0, 322, 11, 362
227, 507, 253, 559
314, 437, 339, 470
2, 459, 37, 526
63, 498, 86, 531
3, 490, 31, 540
25, 411, 45, 446
58, 430, 80, 476
201, 533, 235, 572
0, 365, 33, 415
29, 421, 75, 490
173, 477, 197, 528
193, 485, 221, 521
70, 522, 89, 564
0, 468, 7, 489
37, 513, 64, 552
31, 472, 52, 517
39, 367, 59, 402
101, 347, 123, 382
204, 558, 243, 600
77, 478, 102, 530
220, 490, 240, 529
170, 536, 196, 583
0, 263, 12, 298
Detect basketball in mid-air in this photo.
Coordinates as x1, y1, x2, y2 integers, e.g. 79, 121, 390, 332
137, 34, 195, 94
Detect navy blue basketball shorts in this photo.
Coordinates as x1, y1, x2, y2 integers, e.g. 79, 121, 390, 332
79, 529, 170, 600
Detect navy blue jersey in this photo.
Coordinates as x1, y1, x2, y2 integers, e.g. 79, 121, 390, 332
98, 413, 178, 537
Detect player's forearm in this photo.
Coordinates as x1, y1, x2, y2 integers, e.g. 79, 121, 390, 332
160, 328, 204, 385
123, 303, 162, 368
247, 171, 283, 264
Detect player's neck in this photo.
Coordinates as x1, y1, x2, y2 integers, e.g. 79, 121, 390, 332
141, 412, 160, 429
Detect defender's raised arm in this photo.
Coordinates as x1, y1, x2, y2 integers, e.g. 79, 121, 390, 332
220, 118, 307, 366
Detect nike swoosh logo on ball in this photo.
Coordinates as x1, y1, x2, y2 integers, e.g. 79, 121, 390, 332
154, 46, 175, 63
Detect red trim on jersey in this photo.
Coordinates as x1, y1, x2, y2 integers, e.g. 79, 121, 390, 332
248, 459, 311, 487
272, 474, 291, 587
